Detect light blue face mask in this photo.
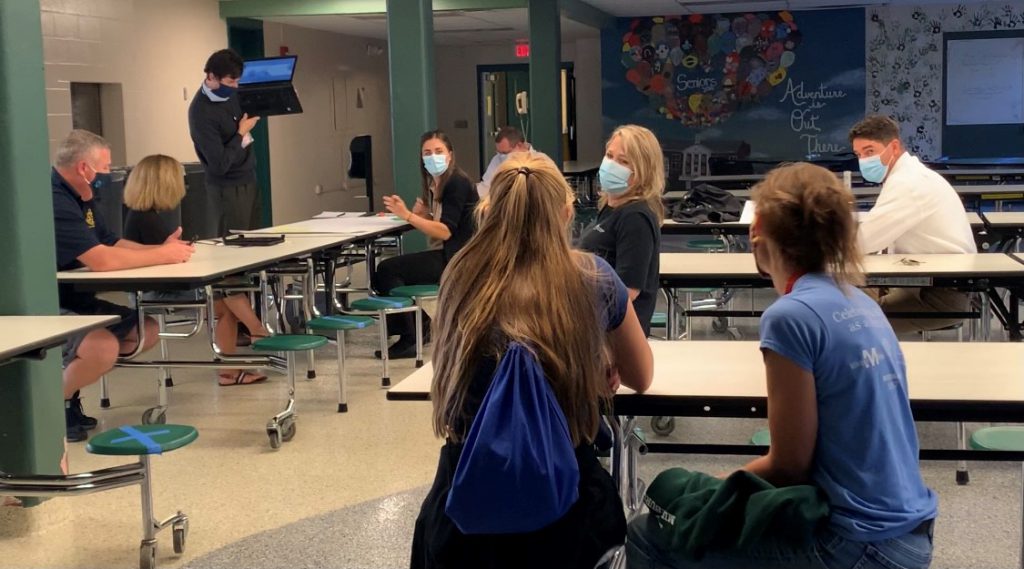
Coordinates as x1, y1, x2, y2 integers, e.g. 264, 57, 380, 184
423, 154, 449, 176
599, 157, 632, 195
858, 144, 894, 183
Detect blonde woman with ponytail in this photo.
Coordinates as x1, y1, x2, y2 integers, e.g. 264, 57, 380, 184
411, 155, 653, 569
627, 164, 936, 569
579, 125, 665, 336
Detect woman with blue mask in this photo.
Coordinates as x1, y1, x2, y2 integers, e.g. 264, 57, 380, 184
376, 130, 478, 359
578, 125, 665, 336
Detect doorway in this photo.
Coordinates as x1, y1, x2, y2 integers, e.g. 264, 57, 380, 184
477, 63, 577, 174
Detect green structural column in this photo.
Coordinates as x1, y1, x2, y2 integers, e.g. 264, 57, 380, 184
0, 0, 66, 484
228, 18, 274, 227
386, 0, 435, 252
528, 0, 562, 161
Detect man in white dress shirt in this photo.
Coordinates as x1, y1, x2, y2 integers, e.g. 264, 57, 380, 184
476, 126, 547, 198
850, 115, 977, 334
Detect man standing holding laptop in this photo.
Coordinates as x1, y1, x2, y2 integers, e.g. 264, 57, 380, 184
188, 48, 262, 236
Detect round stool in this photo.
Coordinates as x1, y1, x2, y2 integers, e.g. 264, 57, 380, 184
88, 424, 198, 569
350, 296, 418, 387
970, 426, 1024, 568
253, 335, 328, 448
750, 428, 771, 447
686, 239, 728, 252
308, 315, 375, 413
390, 284, 439, 369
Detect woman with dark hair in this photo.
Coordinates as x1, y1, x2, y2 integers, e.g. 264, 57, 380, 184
374, 130, 478, 358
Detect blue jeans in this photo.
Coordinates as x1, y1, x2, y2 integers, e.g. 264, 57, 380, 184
626, 514, 933, 569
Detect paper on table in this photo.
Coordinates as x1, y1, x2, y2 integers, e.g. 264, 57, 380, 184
739, 200, 755, 223
247, 216, 407, 234
312, 211, 364, 219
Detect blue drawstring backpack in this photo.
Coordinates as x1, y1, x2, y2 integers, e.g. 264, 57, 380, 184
445, 342, 580, 534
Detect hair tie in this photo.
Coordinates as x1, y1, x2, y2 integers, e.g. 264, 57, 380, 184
516, 166, 532, 177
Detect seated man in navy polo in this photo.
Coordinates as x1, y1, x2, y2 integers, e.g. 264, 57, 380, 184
52, 130, 195, 442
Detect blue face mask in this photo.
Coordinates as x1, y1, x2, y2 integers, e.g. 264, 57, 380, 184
84, 164, 111, 192
858, 144, 894, 183
599, 157, 632, 195
211, 83, 236, 99
423, 154, 449, 176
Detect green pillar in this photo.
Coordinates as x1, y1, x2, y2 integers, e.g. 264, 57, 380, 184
228, 18, 273, 227
528, 0, 562, 161
0, 0, 66, 487
386, 0, 435, 252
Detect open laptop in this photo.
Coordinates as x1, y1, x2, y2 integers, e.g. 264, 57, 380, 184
237, 56, 303, 117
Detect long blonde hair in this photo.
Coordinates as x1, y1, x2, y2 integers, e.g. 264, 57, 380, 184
602, 125, 666, 225
124, 155, 185, 212
751, 163, 864, 287
432, 155, 609, 446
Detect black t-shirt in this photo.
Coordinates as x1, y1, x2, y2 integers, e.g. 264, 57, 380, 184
577, 200, 660, 336
124, 209, 176, 245
52, 168, 120, 309
432, 171, 478, 262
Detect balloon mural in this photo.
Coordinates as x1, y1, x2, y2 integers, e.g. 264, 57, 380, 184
621, 13, 803, 127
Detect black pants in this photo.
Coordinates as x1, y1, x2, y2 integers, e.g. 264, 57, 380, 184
206, 181, 261, 237
371, 250, 445, 339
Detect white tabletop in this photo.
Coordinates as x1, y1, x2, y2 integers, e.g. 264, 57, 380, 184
667, 185, 1024, 200
388, 341, 1024, 404
57, 235, 352, 289
659, 253, 1024, 280
244, 215, 410, 235
661, 212, 1024, 233
0, 315, 118, 363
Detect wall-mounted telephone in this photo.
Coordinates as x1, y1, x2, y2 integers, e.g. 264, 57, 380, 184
515, 91, 529, 115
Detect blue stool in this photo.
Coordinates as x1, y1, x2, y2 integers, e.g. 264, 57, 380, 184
308, 315, 375, 412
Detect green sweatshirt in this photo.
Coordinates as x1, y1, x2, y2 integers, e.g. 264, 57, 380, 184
641, 468, 830, 559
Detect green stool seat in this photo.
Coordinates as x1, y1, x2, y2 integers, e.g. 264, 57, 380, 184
253, 335, 328, 352
308, 315, 375, 331
687, 239, 727, 251
351, 296, 413, 311
678, 287, 716, 293
87, 424, 198, 456
750, 428, 771, 446
651, 312, 667, 328
390, 284, 440, 298
970, 427, 1024, 451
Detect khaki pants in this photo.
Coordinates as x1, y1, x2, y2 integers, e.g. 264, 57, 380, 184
865, 287, 971, 334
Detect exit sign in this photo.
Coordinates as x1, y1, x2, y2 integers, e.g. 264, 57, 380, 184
515, 43, 530, 58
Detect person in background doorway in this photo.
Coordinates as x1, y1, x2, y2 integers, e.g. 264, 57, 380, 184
123, 154, 271, 386
51, 130, 194, 442
188, 48, 262, 236
578, 125, 664, 336
851, 115, 976, 334
375, 130, 479, 359
477, 125, 548, 198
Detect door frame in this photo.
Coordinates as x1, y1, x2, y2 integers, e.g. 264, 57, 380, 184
476, 62, 576, 176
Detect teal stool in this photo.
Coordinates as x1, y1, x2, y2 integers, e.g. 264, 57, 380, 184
88, 424, 198, 569
970, 426, 1024, 568
686, 238, 729, 252
390, 284, 440, 369
750, 428, 771, 446
253, 335, 328, 448
308, 315, 375, 413
349, 296, 419, 387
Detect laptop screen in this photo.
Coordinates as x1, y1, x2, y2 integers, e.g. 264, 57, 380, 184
239, 56, 297, 85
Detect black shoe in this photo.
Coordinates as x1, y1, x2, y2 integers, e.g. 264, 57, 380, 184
70, 392, 97, 431
374, 338, 419, 360
65, 403, 88, 443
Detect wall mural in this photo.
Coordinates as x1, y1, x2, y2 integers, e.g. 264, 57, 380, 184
867, 2, 1024, 160
602, 8, 866, 180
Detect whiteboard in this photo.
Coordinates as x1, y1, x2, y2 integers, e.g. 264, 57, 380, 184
945, 37, 1024, 126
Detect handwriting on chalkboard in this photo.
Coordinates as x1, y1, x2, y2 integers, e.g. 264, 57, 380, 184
779, 79, 848, 156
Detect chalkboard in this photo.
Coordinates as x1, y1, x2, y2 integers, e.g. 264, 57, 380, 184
942, 30, 1024, 160
601, 8, 866, 177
